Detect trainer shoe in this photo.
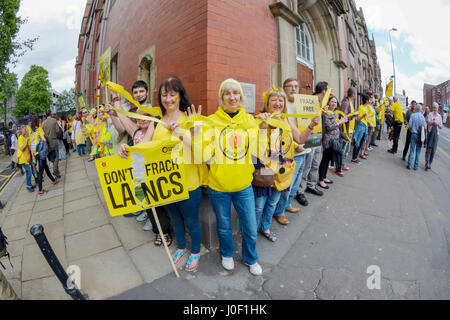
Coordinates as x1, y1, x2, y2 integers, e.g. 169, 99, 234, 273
136, 211, 148, 222
222, 256, 235, 271
245, 262, 262, 276
143, 219, 153, 231
351, 159, 361, 165
342, 166, 350, 171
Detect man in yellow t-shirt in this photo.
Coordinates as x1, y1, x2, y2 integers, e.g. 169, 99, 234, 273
388, 97, 404, 153
17, 126, 35, 192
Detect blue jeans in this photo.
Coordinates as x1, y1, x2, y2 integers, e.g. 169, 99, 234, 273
22, 163, 32, 188
255, 188, 283, 232
77, 144, 85, 156
207, 186, 258, 265
164, 188, 202, 254
408, 133, 422, 169
274, 154, 306, 217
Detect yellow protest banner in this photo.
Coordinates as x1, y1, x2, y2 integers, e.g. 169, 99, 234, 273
99, 48, 111, 87
77, 93, 86, 108
386, 79, 393, 97
294, 94, 323, 148
95, 139, 189, 217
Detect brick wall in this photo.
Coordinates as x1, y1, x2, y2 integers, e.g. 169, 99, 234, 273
103, 0, 208, 109
205, 0, 277, 115
81, 0, 277, 115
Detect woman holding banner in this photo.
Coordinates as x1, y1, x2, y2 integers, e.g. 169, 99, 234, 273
351, 93, 371, 165
150, 76, 206, 272
110, 93, 173, 248
253, 88, 303, 243
318, 96, 348, 186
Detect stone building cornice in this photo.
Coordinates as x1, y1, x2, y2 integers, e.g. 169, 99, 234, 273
270, 1, 304, 26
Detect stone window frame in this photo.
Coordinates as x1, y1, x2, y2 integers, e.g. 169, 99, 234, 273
295, 23, 314, 69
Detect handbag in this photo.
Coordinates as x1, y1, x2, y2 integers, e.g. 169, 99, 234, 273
330, 138, 344, 155
252, 167, 275, 187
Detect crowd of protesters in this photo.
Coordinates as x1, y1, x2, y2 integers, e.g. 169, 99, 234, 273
4, 76, 444, 278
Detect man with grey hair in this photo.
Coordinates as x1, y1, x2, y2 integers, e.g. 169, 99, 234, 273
424, 102, 443, 170
407, 104, 426, 170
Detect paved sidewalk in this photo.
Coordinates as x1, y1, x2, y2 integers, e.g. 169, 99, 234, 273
0, 153, 207, 300
0, 130, 449, 300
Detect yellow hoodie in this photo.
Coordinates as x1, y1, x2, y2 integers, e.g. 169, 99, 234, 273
205, 106, 256, 193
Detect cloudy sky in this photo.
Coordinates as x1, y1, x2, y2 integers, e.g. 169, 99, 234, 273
355, 0, 450, 103
12, 0, 450, 103
13, 0, 85, 93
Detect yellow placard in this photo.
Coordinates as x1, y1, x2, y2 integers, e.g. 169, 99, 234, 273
96, 139, 189, 217
294, 94, 323, 148
78, 95, 86, 108
99, 48, 111, 87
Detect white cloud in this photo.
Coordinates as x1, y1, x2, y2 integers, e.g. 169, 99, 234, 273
18, 0, 86, 30
356, 0, 450, 102
12, 0, 86, 92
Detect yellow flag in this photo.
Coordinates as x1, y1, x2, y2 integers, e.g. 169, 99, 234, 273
386, 79, 393, 97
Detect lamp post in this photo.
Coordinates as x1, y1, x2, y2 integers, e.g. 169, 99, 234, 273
389, 28, 398, 96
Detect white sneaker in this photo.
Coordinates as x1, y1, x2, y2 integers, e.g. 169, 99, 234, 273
221, 256, 235, 271
368, 147, 373, 151
136, 211, 148, 222
143, 219, 153, 231
245, 262, 263, 276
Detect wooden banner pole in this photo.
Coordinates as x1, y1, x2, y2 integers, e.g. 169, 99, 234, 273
151, 207, 180, 278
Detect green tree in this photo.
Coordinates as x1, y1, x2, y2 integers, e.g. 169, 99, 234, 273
13, 65, 52, 116
0, 73, 18, 116
0, 0, 37, 78
55, 88, 76, 114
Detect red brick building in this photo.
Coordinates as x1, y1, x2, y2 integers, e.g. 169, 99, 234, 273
423, 80, 450, 127
76, 0, 382, 115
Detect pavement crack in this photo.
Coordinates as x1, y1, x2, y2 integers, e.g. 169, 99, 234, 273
312, 268, 324, 300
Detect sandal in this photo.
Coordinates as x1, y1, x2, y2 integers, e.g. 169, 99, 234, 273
154, 234, 163, 246
360, 155, 367, 160
259, 229, 277, 242
185, 254, 201, 272
154, 234, 172, 247
164, 234, 172, 247
324, 179, 333, 184
172, 249, 187, 264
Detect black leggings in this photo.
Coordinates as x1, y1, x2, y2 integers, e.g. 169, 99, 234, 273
319, 147, 342, 181
63, 139, 70, 153
38, 158, 55, 191
146, 206, 171, 235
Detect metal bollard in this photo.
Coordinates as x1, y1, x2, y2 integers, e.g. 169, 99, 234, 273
30, 224, 86, 300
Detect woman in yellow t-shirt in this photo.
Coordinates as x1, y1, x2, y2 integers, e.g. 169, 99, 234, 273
351, 93, 372, 164
360, 94, 376, 158
17, 126, 34, 192
253, 88, 309, 243
146, 76, 207, 272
